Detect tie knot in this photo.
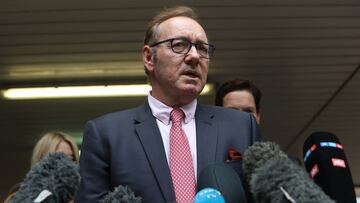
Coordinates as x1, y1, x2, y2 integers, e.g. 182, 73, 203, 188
170, 108, 185, 123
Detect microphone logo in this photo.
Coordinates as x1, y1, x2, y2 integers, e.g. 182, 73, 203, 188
310, 164, 319, 178
33, 190, 52, 203
331, 158, 346, 168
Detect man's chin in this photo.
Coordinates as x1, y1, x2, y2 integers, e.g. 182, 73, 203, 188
180, 85, 203, 96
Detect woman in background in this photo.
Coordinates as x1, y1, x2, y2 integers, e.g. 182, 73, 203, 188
4, 131, 80, 203
30, 131, 80, 166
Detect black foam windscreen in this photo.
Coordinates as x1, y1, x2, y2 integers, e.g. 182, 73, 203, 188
99, 185, 142, 203
197, 163, 248, 203
243, 141, 334, 203
11, 153, 80, 203
303, 132, 356, 203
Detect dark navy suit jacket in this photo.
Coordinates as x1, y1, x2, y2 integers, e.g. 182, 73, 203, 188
76, 102, 261, 203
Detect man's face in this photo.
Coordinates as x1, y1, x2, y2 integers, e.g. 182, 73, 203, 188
144, 16, 209, 107
223, 90, 261, 124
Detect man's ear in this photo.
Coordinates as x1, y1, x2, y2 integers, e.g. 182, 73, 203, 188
143, 45, 155, 73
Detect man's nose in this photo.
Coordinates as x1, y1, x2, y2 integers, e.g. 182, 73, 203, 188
185, 45, 200, 65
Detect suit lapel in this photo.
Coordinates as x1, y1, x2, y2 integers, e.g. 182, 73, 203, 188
133, 103, 218, 199
134, 102, 175, 201
195, 104, 218, 177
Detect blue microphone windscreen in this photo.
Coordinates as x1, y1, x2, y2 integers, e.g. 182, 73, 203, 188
194, 188, 225, 203
197, 163, 247, 203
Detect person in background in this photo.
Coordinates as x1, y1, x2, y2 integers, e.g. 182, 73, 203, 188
30, 131, 80, 166
215, 78, 262, 124
216, 79, 302, 166
4, 131, 79, 203
76, 6, 260, 203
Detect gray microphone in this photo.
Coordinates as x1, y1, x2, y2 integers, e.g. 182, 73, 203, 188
11, 153, 80, 203
243, 141, 334, 203
99, 185, 142, 203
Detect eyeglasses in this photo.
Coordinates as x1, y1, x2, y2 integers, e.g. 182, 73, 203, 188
149, 37, 215, 59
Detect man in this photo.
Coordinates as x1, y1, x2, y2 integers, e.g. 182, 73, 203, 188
215, 79, 262, 124
216, 79, 302, 167
76, 6, 260, 203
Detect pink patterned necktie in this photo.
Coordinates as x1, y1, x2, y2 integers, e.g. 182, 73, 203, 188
169, 108, 196, 203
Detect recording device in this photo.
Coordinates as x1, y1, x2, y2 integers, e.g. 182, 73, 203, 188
303, 132, 357, 203
194, 188, 225, 203
243, 141, 334, 203
11, 153, 80, 203
197, 163, 247, 203
99, 184, 142, 203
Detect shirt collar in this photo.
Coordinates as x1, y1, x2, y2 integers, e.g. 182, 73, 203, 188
148, 93, 197, 125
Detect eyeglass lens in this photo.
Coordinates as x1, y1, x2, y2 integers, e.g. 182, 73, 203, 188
171, 38, 211, 58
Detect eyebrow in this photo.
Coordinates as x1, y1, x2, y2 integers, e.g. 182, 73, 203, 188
195, 39, 209, 44
171, 36, 209, 44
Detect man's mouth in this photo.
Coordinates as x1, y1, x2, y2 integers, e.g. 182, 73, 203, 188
182, 70, 200, 78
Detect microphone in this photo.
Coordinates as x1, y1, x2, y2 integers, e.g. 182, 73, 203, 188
194, 188, 225, 203
11, 153, 80, 203
243, 141, 334, 203
99, 185, 142, 203
197, 163, 248, 203
303, 132, 357, 203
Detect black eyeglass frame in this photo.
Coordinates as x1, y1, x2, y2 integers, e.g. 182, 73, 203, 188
149, 37, 216, 59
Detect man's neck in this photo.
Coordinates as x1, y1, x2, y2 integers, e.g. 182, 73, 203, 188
150, 91, 197, 108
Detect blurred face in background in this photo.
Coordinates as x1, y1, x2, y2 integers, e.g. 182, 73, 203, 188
56, 141, 75, 161
223, 90, 261, 124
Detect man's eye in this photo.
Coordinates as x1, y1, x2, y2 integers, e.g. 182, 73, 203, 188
196, 44, 208, 52
172, 40, 188, 49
